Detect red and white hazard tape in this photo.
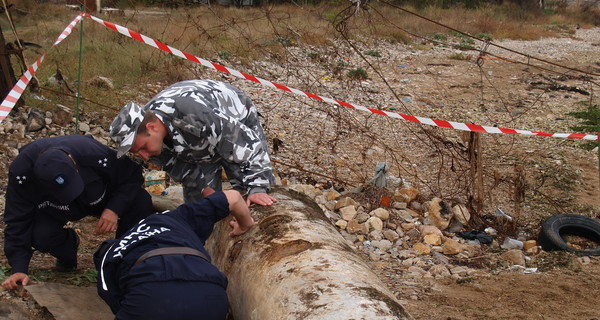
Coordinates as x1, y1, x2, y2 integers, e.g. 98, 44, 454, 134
1, 13, 598, 141
0, 14, 83, 123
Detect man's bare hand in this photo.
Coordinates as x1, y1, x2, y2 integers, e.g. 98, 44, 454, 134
228, 216, 255, 236
95, 209, 118, 234
247, 192, 277, 207
202, 186, 216, 198
223, 190, 255, 236
2, 273, 29, 290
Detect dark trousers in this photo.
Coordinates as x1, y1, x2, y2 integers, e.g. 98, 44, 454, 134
116, 280, 229, 320
31, 189, 153, 264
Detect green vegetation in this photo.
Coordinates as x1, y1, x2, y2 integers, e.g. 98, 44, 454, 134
568, 104, 600, 150
218, 50, 230, 60
453, 36, 476, 50
363, 50, 381, 57
448, 52, 469, 60
3, 0, 599, 117
307, 51, 320, 60
476, 32, 493, 41
0, 265, 9, 282
433, 33, 447, 41
0, 264, 98, 287
347, 67, 368, 80
69, 269, 98, 286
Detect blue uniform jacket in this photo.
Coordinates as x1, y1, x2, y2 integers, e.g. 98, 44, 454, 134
4, 135, 145, 274
94, 192, 230, 315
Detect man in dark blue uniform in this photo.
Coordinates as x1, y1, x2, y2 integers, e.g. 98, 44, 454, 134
94, 188, 254, 320
2, 135, 153, 290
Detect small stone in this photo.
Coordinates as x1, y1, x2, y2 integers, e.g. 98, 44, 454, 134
428, 198, 452, 230
88, 75, 114, 89
335, 219, 348, 229
449, 266, 468, 276
370, 208, 390, 220
405, 228, 421, 241
423, 233, 442, 246
452, 204, 470, 225
325, 189, 341, 200
419, 225, 443, 237
373, 239, 393, 251
578, 256, 591, 265
347, 220, 368, 234
523, 240, 537, 250
395, 209, 414, 222
383, 230, 400, 242
369, 252, 381, 261
335, 197, 358, 210
442, 238, 463, 255
339, 205, 358, 221
78, 122, 91, 133
429, 264, 451, 278
392, 201, 407, 209
501, 249, 526, 266
367, 216, 384, 231
401, 222, 416, 231
413, 242, 431, 255
501, 237, 523, 250
369, 229, 384, 241
395, 187, 420, 202
407, 265, 427, 277
356, 212, 369, 223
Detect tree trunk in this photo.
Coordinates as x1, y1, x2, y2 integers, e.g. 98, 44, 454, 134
205, 187, 413, 320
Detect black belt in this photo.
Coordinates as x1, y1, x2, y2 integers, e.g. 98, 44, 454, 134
134, 247, 209, 266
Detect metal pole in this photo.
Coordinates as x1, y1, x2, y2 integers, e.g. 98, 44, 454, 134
75, 6, 84, 134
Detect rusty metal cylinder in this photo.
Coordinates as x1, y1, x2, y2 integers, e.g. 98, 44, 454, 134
206, 187, 413, 320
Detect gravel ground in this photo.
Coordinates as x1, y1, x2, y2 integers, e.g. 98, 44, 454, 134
0, 22, 598, 320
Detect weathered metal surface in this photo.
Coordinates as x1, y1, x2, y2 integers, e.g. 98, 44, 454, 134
206, 187, 413, 320
25, 283, 113, 320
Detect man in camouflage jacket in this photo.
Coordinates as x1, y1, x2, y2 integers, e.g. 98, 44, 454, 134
110, 79, 277, 206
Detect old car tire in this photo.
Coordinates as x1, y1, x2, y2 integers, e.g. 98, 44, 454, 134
538, 214, 600, 256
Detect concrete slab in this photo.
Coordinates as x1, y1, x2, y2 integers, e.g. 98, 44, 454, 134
25, 283, 113, 320
0, 301, 30, 320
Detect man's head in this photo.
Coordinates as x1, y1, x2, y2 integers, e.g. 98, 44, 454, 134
34, 149, 83, 204
110, 102, 166, 160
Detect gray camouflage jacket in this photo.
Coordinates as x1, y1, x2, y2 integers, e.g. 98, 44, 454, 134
144, 80, 275, 199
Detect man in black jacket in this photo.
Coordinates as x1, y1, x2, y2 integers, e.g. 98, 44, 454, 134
94, 188, 254, 320
2, 135, 153, 290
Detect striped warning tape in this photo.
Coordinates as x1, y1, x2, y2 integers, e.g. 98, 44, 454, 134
0, 14, 83, 122
1, 13, 598, 141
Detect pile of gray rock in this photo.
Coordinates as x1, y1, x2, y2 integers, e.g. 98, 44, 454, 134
287, 182, 591, 284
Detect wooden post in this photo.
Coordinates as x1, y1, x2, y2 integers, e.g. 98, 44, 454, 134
0, 27, 17, 105
513, 164, 525, 221
468, 132, 484, 215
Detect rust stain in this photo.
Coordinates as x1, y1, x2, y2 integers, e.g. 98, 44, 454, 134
261, 239, 322, 265
257, 214, 296, 243
224, 240, 243, 274
356, 286, 411, 318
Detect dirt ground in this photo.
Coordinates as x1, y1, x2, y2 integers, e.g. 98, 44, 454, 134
405, 260, 600, 320
2, 213, 599, 320
0, 15, 599, 320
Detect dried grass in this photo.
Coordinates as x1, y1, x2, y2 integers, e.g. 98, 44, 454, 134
4, 0, 599, 235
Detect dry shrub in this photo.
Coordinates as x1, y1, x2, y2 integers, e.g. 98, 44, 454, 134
301, 32, 334, 47
6, 1, 598, 228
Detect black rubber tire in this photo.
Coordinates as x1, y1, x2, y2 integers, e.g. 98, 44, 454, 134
538, 214, 600, 256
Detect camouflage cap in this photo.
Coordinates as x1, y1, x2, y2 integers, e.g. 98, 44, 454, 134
110, 102, 145, 158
